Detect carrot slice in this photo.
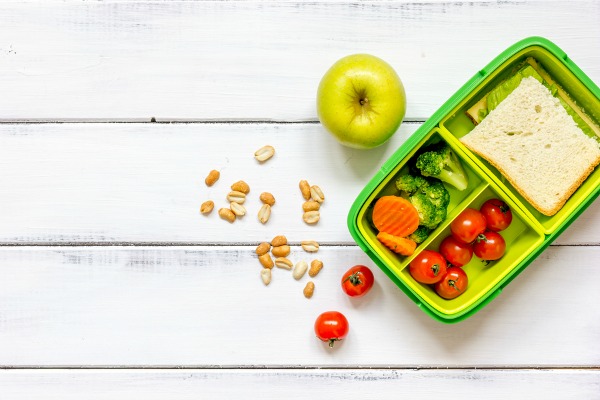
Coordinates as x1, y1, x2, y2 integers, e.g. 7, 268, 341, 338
372, 196, 420, 237
377, 232, 417, 256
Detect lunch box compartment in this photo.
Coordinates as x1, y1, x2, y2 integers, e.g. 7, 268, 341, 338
356, 128, 544, 320
440, 46, 600, 235
348, 37, 600, 322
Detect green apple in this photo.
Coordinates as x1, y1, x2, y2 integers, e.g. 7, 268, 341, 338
317, 54, 406, 149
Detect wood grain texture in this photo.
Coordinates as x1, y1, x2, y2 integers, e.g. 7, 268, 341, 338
1, 369, 599, 400
0, 246, 598, 367
0, 1, 598, 120
1, 122, 599, 245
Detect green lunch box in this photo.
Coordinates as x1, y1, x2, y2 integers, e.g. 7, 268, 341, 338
347, 37, 600, 323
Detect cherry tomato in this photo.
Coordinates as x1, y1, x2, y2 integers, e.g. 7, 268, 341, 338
473, 230, 506, 261
314, 311, 349, 348
439, 235, 473, 267
409, 250, 447, 284
434, 267, 468, 299
450, 208, 487, 244
480, 199, 513, 232
341, 265, 375, 297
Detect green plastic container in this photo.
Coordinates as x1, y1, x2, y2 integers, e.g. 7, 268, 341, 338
347, 37, 600, 323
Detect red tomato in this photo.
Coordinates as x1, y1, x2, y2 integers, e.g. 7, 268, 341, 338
473, 230, 506, 260
314, 311, 349, 348
450, 208, 487, 244
439, 235, 473, 267
409, 250, 447, 284
341, 265, 375, 297
434, 267, 468, 299
480, 199, 513, 232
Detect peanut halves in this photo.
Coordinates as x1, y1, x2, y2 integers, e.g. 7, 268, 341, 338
218, 208, 236, 223
309, 259, 323, 277
200, 200, 214, 215
254, 145, 275, 162
303, 281, 315, 298
301, 240, 319, 253
205, 170, 220, 186
258, 204, 271, 224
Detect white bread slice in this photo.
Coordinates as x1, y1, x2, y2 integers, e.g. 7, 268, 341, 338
460, 76, 600, 216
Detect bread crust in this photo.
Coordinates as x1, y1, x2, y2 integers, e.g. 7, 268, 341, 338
460, 141, 600, 216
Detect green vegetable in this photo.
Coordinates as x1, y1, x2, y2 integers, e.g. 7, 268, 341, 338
415, 142, 469, 191
395, 174, 429, 196
487, 65, 543, 111
395, 174, 450, 233
408, 226, 431, 244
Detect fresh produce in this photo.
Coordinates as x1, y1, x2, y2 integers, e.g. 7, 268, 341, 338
450, 208, 487, 244
415, 142, 469, 191
409, 250, 448, 284
439, 235, 473, 267
473, 231, 506, 261
316, 54, 406, 149
372, 196, 420, 237
395, 174, 451, 241
314, 311, 349, 348
341, 265, 375, 297
480, 199, 512, 232
408, 226, 431, 245
376, 231, 417, 256
434, 267, 468, 299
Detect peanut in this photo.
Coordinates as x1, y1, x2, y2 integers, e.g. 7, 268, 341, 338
275, 257, 293, 270
254, 145, 275, 162
255, 242, 271, 256
292, 260, 308, 280
258, 204, 271, 224
310, 185, 325, 203
205, 169, 220, 186
230, 202, 246, 217
271, 235, 287, 247
218, 208, 236, 223
299, 180, 311, 200
301, 240, 319, 253
260, 192, 276, 206
303, 281, 315, 298
303, 211, 320, 224
227, 191, 246, 204
258, 253, 274, 269
231, 180, 250, 194
200, 200, 214, 215
309, 259, 323, 277
261, 268, 272, 286
302, 200, 320, 212
271, 245, 290, 258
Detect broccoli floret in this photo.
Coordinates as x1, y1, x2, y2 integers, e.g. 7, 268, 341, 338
421, 180, 450, 209
408, 226, 430, 244
415, 142, 469, 191
399, 175, 451, 231
409, 193, 440, 229
395, 174, 429, 196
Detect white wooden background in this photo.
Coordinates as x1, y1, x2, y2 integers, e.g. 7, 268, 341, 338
1, 0, 599, 398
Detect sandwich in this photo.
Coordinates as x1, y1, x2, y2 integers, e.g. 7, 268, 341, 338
460, 68, 600, 216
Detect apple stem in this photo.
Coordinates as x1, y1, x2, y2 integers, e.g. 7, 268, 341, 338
359, 97, 368, 106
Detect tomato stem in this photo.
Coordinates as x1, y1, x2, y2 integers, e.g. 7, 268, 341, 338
476, 234, 489, 243
343, 271, 363, 286
328, 339, 338, 348
431, 263, 440, 276
448, 279, 461, 292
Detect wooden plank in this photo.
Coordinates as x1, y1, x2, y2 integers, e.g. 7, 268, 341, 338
1, 122, 599, 245
0, 246, 598, 366
0, 1, 598, 120
1, 369, 599, 400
